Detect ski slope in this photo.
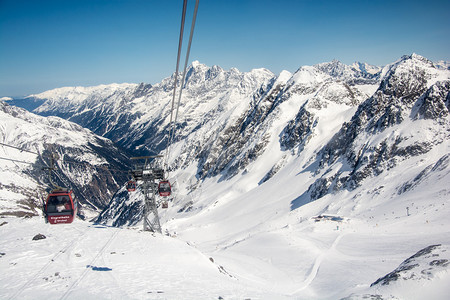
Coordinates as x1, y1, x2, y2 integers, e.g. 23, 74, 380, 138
2, 118, 450, 299
2, 168, 449, 300
1, 218, 274, 300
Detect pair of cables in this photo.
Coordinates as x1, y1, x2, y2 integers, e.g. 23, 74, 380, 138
164, 0, 200, 175
0, 142, 39, 165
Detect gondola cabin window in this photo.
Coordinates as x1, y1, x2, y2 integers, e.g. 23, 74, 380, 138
47, 195, 72, 213
158, 181, 171, 197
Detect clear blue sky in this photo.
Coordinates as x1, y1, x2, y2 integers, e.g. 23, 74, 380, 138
1, 0, 449, 96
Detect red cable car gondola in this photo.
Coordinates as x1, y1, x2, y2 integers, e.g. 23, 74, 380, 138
127, 180, 136, 192
44, 189, 77, 224
158, 180, 171, 197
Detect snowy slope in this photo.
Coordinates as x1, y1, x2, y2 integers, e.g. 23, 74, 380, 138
2, 139, 449, 299
0, 101, 131, 218
1, 156, 449, 299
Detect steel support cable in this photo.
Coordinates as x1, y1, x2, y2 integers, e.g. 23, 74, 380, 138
0, 142, 40, 155
0, 141, 129, 173
0, 142, 40, 164
165, 0, 188, 172
172, 0, 199, 134
165, 0, 199, 176
0, 156, 34, 165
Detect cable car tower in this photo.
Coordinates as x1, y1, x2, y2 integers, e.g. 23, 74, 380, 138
127, 0, 199, 234
130, 155, 165, 233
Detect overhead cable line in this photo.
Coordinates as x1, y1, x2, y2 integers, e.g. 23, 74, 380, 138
165, 0, 199, 174
165, 0, 188, 172
0, 142, 40, 165
59, 158, 130, 174
0, 141, 128, 174
0, 142, 39, 155
167, 0, 188, 131
0, 156, 35, 165
172, 0, 199, 131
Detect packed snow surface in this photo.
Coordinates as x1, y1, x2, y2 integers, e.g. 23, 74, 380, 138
1, 150, 449, 299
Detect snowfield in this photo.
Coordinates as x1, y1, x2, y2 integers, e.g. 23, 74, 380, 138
1, 152, 449, 300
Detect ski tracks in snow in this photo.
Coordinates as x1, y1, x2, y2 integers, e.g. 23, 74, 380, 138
292, 232, 346, 295
60, 226, 121, 300
8, 226, 89, 300
8, 224, 122, 300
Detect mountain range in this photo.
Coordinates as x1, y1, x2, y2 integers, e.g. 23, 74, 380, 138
0, 101, 131, 219
2, 54, 449, 222
1, 53, 449, 298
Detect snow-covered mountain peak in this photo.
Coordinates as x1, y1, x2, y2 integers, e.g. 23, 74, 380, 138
30, 83, 137, 103
315, 59, 346, 76
407, 52, 434, 64
351, 61, 382, 75
183, 62, 227, 87
248, 67, 275, 81
186, 60, 212, 75
229, 67, 240, 74
378, 52, 450, 99
277, 70, 293, 82
190, 60, 202, 68
290, 65, 326, 85
383, 53, 434, 76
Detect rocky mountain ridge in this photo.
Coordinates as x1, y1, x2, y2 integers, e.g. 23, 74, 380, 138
4, 54, 449, 228
0, 101, 131, 218
303, 54, 450, 201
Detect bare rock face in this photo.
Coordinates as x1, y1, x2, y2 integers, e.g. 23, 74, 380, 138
280, 102, 315, 152
371, 244, 450, 287
414, 80, 450, 120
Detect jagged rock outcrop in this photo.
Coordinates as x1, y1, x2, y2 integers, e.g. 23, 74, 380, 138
371, 244, 450, 286
280, 102, 316, 152
95, 188, 143, 226
343, 244, 450, 300
414, 80, 450, 120
305, 54, 450, 200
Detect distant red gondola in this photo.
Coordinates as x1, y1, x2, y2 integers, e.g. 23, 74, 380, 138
158, 180, 171, 197
127, 180, 136, 192
44, 190, 77, 224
